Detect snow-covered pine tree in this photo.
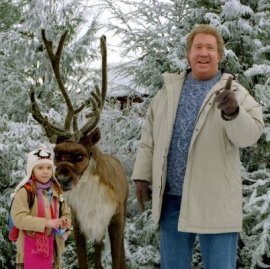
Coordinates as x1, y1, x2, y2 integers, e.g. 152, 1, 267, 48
0, 0, 103, 268
238, 0, 270, 267
1, 0, 269, 268
101, 0, 270, 267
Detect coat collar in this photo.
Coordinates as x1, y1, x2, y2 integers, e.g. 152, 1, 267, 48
161, 70, 234, 149
162, 70, 234, 95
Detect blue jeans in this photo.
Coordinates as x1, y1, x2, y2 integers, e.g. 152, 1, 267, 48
160, 195, 238, 269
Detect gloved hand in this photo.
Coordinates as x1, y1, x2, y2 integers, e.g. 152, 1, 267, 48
134, 180, 151, 212
214, 77, 239, 116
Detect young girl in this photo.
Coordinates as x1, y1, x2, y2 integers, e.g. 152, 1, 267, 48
10, 145, 71, 269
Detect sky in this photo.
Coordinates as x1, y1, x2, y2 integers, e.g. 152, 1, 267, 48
83, 1, 138, 65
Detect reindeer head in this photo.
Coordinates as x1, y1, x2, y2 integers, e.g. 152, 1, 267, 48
53, 127, 101, 190
30, 30, 107, 191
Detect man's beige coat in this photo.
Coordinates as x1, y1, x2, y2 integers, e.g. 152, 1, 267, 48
132, 71, 264, 233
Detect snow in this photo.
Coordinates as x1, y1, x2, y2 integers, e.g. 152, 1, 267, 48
222, 0, 253, 20
245, 64, 270, 77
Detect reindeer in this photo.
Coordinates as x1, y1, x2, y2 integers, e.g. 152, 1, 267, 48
30, 29, 128, 269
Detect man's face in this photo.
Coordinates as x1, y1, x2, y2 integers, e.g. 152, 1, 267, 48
188, 33, 221, 80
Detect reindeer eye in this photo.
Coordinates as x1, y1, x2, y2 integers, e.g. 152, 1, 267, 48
72, 154, 84, 162
54, 152, 61, 161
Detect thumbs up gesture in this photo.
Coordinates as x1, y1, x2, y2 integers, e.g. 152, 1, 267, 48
214, 77, 239, 116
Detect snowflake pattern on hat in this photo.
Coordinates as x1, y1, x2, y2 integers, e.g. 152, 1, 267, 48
33, 149, 52, 160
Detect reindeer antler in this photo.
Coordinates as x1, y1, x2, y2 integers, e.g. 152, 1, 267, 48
30, 86, 70, 142
30, 30, 107, 143
79, 35, 107, 137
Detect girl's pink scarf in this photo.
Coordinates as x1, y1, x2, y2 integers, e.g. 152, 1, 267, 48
29, 179, 54, 257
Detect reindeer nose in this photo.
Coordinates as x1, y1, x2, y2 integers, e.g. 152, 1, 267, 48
56, 166, 70, 176
57, 175, 73, 191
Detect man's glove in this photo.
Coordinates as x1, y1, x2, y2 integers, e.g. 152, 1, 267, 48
134, 180, 151, 212
214, 77, 239, 117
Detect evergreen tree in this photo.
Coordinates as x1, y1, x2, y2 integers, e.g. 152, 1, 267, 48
0, 0, 103, 268
1, 0, 269, 267
102, 0, 270, 267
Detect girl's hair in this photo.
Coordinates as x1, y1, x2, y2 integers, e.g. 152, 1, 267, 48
52, 178, 63, 194
186, 24, 224, 59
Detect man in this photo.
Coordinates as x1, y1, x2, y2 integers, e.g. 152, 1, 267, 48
131, 24, 264, 269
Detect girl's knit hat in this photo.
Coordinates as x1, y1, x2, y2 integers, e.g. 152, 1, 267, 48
25, 144, 54, 176
10, 145, 55, 200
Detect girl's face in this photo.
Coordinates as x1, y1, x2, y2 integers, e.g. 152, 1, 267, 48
33, 163, 53, 184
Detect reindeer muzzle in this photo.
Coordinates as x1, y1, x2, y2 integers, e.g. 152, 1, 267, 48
55, 162, 83, 191
57, 174, 73, 191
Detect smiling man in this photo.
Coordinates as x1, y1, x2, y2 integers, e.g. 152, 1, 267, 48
132, 24, 264, 269
187, 32, 221, 80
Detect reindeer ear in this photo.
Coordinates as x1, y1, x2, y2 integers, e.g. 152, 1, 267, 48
79, 127, 101, 146
89, 127, 101, 144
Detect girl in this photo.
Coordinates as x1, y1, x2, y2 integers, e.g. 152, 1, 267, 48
10, 145, 71, 269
